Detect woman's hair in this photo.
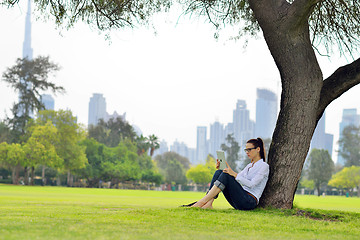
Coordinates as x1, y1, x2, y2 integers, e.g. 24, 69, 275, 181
247, 138, 266, 162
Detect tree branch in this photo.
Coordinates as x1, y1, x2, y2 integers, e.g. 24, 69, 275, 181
317, 58, 360, 120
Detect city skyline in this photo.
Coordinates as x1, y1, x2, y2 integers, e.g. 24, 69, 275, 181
1, 1, 360, 161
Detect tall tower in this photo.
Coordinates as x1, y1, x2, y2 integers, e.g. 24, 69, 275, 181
196, 126, 207, 164
337, 109, 360, 165
255, 88, 278, 139
18, 0, 34, 117
40, 94, 55, 110
232, 100, 254, 148
88, 93, 107, 126
23, 0, 33, 60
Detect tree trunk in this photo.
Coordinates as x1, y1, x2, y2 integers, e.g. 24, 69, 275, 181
252, 3, 323, 209
30, 166, 35, 185
41, 166, 46, 186
24, 166, 29, 185
249, 0, 360, 209
67, 170, 71, 187
11, 166, 16, 184
56, 175, 61, 186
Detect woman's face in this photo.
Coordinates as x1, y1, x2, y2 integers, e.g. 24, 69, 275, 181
245, 143, 260, 160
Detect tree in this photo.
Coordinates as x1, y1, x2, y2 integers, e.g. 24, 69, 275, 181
0, 121, 11, 143
6, 0, 360, 208
88, 117, 137, 147
0, 142, 25, 184
306, 149, 334, 196
328, 166, 360, 197
221, 134, 240, 170
186, 164, 214, 185
338, 125, 360, 167
147, 134, 160, 157
1, 56, 64, 143
135, 135, 150, 156
35, 110, 87, 186
154, 152, 190, 184
23, 122, 63, 185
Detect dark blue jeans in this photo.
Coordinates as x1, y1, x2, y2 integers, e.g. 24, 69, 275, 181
209, 170, 257, 210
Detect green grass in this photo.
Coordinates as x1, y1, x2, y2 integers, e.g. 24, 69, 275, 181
1, 184, 359, 240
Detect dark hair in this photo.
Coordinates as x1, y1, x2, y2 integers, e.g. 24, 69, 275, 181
246, 138, 266, 162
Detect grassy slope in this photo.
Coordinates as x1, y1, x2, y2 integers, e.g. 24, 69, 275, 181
0, 184, 359, 240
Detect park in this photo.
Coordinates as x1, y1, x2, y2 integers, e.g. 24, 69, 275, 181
1, 184, 360, 239
1, 0, 360, 239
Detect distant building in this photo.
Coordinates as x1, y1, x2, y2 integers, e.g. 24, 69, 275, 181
88, 93, 107, 126
255, 88, 278, 139
105, 111, 126, 122
18, 0, 34, 117
209, 121, 224, 157
309, 112, 334, 158
153, 140, 169, 157
196, 126, 207, 164
40, 94, 54, 110
232, 100, 254, 149
337, 109, 360, 165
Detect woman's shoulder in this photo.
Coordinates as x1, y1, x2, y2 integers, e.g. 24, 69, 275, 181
258, 160, 269, 170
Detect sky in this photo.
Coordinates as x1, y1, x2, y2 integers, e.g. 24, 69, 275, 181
0, 1, 359, 160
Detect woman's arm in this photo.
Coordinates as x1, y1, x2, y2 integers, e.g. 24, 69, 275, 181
235, 165, 269, 188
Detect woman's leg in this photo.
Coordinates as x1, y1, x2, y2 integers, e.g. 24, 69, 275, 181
191, 185, 221, 208
216, 173, 257, 210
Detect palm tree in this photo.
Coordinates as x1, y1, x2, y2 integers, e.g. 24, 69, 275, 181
147, 134, 160, 157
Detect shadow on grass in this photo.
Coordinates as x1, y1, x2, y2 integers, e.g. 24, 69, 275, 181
176, 204, 360, 222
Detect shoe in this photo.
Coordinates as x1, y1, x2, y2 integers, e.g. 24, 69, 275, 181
179, 201, 197, 207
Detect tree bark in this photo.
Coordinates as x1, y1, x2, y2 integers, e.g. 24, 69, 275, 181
42, 165, 46, 186
24, 167, 29, 185
30, 166, 35, 185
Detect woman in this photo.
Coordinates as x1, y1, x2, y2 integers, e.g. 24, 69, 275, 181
189, 138, 269, 210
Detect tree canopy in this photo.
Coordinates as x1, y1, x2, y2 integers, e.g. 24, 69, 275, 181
1, 56, 64, 142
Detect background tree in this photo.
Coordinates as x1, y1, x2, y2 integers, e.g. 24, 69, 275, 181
88, 117, 137, 147
0, 142, 25, 184
306, 149, 334, 196
328, 166, 360, 197
221, 134, 240, 170
1, 56, 64, 142
36, 110, 87, 186
338, 125, 360, 167
147, 134, 160, 157
154, 152, 190, 185
23, 122, 63, 185
5, 0, 360, 208
0, 121, 11, 143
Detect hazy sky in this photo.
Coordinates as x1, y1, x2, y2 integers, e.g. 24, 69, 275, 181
1, 1, 359, 160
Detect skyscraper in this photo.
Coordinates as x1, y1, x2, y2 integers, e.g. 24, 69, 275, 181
232, 100, 254, 148
196, 126, 207, 164
88, 93, 107, 126
209, 121, 224, 157
337, 109, 360, 165
255, 88, 278, 139
23, 0, 33, 60
309, 112, 334, 158
18, 0, 34, 117
40, 94, 55, 110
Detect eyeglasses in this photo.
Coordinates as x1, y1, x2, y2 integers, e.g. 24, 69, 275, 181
244, 147, 257, 153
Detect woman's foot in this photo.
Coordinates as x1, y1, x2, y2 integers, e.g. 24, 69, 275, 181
201, 199, 214, 209
179, 201, 197, 207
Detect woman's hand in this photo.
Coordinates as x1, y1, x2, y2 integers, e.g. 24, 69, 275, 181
216, 159, 220, 170
223, 162, 237, 178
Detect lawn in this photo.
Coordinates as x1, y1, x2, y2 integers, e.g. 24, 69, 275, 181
0, 184, 359, 239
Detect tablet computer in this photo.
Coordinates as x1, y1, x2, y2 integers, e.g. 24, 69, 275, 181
216, 150, 227, 170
